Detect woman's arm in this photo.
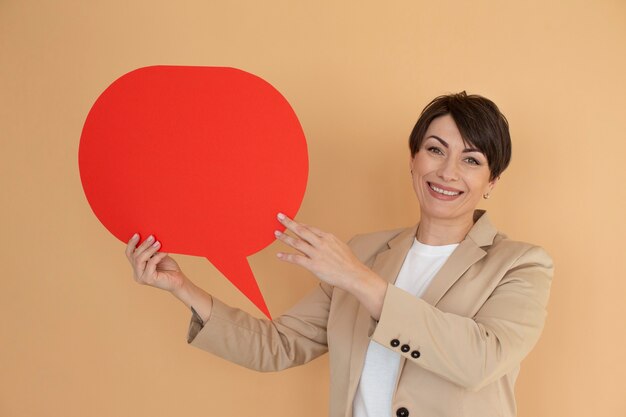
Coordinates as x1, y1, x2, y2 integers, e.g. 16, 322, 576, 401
187, 282, 332, 371
125, 232, 332, 372
370, 245, 553, 391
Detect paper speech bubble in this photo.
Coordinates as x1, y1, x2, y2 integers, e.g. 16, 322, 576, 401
79, 66, 309, 319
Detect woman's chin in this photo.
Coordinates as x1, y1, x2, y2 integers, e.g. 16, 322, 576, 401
419, 202, 472, 222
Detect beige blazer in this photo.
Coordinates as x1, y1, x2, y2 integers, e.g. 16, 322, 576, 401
187, 210, 553, 417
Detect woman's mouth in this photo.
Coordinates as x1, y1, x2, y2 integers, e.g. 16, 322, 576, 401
427, 182, 463, 199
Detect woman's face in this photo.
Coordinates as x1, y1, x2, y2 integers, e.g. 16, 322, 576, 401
410, 114, 497, 223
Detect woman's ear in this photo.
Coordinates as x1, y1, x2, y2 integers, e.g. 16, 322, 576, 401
488, 175, 500, 193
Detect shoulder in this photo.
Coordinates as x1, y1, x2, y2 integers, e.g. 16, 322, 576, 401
487, 232, 554, 271
469, 211, 553, 269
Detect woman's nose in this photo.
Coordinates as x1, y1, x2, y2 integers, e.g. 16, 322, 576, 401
436, 158, 460, 182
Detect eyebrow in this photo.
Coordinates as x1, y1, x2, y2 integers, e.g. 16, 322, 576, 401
427, 135, 483, 154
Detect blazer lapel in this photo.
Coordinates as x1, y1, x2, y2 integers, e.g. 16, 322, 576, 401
421, 210, 498, 305
370, 226, 419, 284
397, 210, 497, 376
419, 239, 486, 306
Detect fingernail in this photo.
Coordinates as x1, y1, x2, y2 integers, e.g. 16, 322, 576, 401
132, 233, 139, 239
153, 241, 160, 247
147, 235, 155, 242
277, 213, 286, 220
274, 230, 282, 237
276, 252, 283, 258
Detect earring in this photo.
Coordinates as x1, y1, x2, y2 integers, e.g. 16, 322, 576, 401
483, 192, 491, 199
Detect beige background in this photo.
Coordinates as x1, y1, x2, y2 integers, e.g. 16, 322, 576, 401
1, 1, 625, 416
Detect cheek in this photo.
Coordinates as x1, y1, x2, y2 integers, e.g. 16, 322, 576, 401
467, 174, 492, 194
411, 154, 432, 176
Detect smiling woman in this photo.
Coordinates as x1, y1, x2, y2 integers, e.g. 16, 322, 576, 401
125, 92, 552, 417
408, 92, 511, 245
411, 116, 496, 238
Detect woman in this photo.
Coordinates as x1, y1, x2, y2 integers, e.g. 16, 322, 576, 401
126, 92, 553, 417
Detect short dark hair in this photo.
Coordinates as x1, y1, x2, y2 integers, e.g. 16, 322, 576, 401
408, 92, 512, 180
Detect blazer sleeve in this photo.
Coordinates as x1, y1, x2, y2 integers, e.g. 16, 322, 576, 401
370, 245, 553, 391
186, 281, 333, 372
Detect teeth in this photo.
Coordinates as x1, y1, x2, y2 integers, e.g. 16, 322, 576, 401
429, 183, 461, 196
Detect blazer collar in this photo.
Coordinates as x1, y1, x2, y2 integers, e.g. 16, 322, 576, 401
385, 209, 497, 250
466, 209, 499, 248
374, 210, 497, 283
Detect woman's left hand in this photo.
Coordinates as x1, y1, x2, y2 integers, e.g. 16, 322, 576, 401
274, 213, 371, 291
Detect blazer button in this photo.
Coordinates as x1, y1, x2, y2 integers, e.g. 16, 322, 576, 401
396, 407, 409, 417
400, 344, 410, 353
390, 339, 400, 347
411, 350, 421, 359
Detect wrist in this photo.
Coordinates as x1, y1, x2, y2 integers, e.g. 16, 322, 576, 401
171, 278, 214, 323
171, 277, 196, 307
347, 267, 387, 321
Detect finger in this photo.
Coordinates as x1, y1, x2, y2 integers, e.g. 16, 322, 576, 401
295, 221, 327, 238
274, 230, 314, 257
306, 225, 327, 238
133, 235, 156, 259
277, 213, 320, 245
142, 252, 169, 282
276, 252, 313, 269
125, 233, 140, 260
133, 240, 160, 279
136, 240, 162, 268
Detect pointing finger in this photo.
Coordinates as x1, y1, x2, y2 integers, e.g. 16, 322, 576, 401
277, 213, 320, 246
125, 233, 140, 260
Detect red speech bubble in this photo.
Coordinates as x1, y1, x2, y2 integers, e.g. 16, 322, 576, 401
79, 66, 309, 319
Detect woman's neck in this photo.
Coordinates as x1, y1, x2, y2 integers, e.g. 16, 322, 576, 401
416, 214, 474, 246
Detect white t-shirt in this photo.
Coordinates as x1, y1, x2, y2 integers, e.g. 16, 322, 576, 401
352, 238, 458, 417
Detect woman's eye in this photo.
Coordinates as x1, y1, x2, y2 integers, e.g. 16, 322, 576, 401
464, 157, 480, 166
427, 146, 444, 155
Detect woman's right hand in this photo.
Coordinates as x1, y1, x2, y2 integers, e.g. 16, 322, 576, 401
125, 233, 187, 293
